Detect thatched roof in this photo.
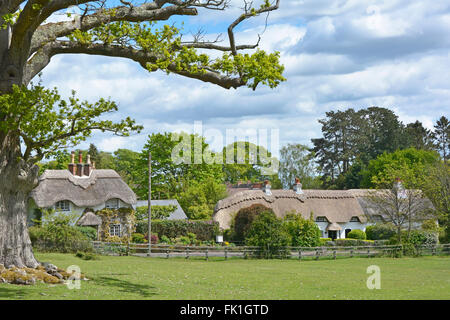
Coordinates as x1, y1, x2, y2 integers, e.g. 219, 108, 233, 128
30, 169, 137, 208
77, 211, 102, 226
213, 189, 367, 229
213, 188, 435, 229
348, 189, 435, 222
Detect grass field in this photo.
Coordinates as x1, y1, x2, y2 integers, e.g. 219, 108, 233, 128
0, 253, 449, 300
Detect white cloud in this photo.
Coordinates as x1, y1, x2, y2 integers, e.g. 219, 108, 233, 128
37, 0, 450, 155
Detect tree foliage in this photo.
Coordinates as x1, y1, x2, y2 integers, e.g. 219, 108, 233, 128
278, 143, 321, 189
245, 210, 290, 258
282, 213, 321, 247
0, 84, 142, 164
311, 106, 446, 189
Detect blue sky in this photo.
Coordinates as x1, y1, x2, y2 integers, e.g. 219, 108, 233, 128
38, 0, 450, 156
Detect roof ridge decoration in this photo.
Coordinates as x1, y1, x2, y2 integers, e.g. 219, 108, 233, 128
215, 189, 359, 212
39, 169, 120, 190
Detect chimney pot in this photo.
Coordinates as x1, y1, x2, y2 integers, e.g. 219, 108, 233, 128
78, 150, 83, 164
84, 154, 92, 176
263, 180, 272, 195
68, 151, 76, 175
294, 178, 304, 194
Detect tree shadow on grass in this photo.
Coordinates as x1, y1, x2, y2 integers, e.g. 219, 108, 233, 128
93, 276, 157, 298
0, 286, 28, 300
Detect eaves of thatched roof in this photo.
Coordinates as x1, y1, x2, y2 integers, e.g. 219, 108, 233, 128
213, 189, 367, 229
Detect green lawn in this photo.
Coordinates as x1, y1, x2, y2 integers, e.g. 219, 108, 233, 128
0, 253, 449, 300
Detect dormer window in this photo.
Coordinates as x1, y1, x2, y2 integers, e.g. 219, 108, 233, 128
350, 216, 360, 222
105, 198, 120, 209
372, 215, 384, 222
316, 216, 328, 222
55, 200, 70, 212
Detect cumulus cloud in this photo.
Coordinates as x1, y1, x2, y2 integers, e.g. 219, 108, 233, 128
38, 0, 450, 154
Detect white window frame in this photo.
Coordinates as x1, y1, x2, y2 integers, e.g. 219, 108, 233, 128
109, 224, 121, 237
105, 198, 120, 209
55, 200, 70, 212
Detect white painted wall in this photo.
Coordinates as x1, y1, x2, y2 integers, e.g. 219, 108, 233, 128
27, 198, 131, 226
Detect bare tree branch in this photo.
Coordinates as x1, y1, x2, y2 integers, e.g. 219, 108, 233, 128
227, 0, 279, 56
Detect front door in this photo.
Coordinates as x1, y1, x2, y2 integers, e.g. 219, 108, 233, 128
328, 230, 337, 240
345, 229, 352, 238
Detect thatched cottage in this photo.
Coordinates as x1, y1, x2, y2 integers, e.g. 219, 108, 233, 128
28, 151, 137, 239
213, 180, 434, 240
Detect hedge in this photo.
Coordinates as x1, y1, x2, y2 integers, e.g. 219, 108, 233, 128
136, 219, 219, 241
366, 224, 396, 240
347, 229, 367, 240
335, 239, 375, 246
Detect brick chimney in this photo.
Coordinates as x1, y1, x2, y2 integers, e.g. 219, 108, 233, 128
263, 180, 272, 196
293, 177, 304, 195
68, 151, 76, 175
83, 154, 92, 176
76, 150, 84, 176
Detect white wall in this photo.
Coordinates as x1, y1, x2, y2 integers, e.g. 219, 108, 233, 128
27, 198, 131, 226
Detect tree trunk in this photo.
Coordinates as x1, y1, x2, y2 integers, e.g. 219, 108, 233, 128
0, 130, 39, 268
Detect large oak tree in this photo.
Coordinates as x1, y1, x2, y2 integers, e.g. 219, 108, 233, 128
0, 0, 284, 268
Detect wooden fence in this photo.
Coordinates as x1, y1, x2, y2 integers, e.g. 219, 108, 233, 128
91, 242, 450, 260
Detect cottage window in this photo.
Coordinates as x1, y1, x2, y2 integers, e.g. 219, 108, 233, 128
316, 216, 327, 222
109, 224, 121, 237
105, 198, 120, 209
55, 200, 70, 212
350, 216, 360, 222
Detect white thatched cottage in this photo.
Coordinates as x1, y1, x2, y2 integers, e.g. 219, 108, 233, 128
213, 180, 434, 240
28, 151, 137, 239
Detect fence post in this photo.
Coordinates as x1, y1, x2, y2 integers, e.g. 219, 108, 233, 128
333, 249, 336, 260
367, 248, 370, 258
432, 245, 436, 256
350, 247, 354, 258
126, 242, 130, 256
298, 249, 302, 261
186, 247, 189, 259
225, 247, 228, 260
166, 249, 169, 259
315, 248, 319, 260
206, 248, 209, 261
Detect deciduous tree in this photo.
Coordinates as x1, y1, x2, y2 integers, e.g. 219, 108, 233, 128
0, 0, 284, 267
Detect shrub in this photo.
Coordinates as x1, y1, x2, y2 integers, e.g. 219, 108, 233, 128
319, 238, 332, 246
365, 224, 396, 240
131, 233, 146, 244
140, 220, 219, 241
159, 235, 171, 244
75, 226, 98, 241
29, 220, 92, 254
335, 239, 375, 246
245, 211, 291, 259
135, 205, 177, 220
347, 229, 366, 240
389, 230, 439, 246
283, 214, 321, 247
231, 204, 274, 242
75, 251, 99, 260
